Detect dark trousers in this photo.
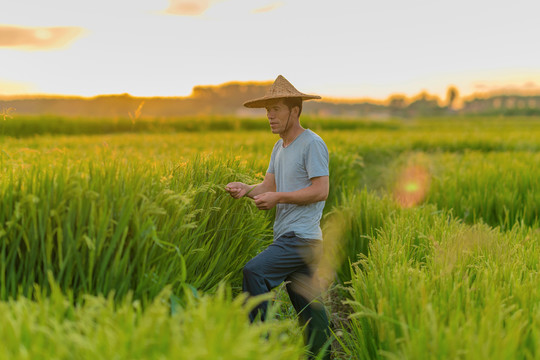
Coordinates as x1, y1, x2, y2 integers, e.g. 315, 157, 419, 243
243, 231, 331, 359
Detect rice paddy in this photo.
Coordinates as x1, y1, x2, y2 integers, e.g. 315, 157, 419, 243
0, 115, 539, 359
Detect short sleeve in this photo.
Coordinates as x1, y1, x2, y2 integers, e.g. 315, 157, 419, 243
266, 140, 280, 174
305, 139, 329, 179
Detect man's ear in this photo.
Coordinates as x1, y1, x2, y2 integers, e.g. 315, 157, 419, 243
292, 105, 300, 117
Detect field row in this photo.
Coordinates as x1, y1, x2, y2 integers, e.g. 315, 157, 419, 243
1, 193, 538, 359
0, 119, 538, 359
0, 136, 538, 300
340, 205, 540, 359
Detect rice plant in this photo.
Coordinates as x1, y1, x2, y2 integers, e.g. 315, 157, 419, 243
0, 115, 538, 359
343, 207, 540, 359
322, 189, 399, 284
426, 151, 540, 229
0, 153, 272, 302
0, 280, 305, 359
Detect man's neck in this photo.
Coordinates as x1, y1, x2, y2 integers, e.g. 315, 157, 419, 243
281, 124, 305, 147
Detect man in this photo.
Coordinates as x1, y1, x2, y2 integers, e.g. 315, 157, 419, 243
225, 75, 331, 359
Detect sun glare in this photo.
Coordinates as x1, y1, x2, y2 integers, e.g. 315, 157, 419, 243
394, 164, 431, 208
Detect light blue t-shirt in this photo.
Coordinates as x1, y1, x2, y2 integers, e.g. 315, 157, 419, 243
267, 129, 329, 241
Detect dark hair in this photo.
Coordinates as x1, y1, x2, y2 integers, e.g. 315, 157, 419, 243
283, 97, 303, 117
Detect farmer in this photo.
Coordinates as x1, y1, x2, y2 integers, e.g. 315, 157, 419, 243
225, 75, 331, 359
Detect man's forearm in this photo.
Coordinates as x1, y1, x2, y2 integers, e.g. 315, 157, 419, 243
252, 176, 328, 210
275, 184, 328, 205
245, 182, 275, 199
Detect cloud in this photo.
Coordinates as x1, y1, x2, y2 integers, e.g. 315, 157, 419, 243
163, 0, 282, 17
251, 1, 283, 14
164, 0, 223, 16
0, 24, 85, 50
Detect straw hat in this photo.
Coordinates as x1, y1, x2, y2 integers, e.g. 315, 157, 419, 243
243, 75, 321, 108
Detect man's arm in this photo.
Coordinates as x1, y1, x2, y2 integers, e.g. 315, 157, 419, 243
225, 172, 276, 199
253, 175, 329, 210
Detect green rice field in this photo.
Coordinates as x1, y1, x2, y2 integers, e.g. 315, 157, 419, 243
0, 115, 539, 359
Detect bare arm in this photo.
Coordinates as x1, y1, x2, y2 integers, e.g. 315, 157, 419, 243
225, 172, 276, 199
253, 176, 329, 210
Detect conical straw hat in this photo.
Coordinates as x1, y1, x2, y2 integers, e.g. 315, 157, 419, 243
243, 75, 321, 108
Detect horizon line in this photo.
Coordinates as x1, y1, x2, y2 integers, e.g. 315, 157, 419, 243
2, 84, 540, 104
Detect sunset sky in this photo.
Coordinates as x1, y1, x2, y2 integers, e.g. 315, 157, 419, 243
1, 0, 540, 100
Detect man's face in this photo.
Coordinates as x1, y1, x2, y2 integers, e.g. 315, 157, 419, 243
265, 100, 291, 134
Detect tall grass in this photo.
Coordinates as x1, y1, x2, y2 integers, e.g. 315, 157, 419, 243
322, 189, 399, 284
0, 116, 538, 359
1, 126, 537, 300
0, 115, 400, 137
426, 151, 540, 228
0, 153, 272, 302
342, 206, 540, 359
356, 149, 540, 229
0, 281, 305, 359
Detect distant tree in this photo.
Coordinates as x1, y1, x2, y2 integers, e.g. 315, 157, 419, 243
389, 94, 407, 109
388, 94, 407, 116
446, 86, 459, 109
191, 86, 216, 99
407, 91, 443, 117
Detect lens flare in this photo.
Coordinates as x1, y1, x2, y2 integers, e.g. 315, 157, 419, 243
288, 213, 347, 304
393, 164, 431, 208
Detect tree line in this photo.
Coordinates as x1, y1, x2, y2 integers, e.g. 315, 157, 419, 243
1, 83, 539, 118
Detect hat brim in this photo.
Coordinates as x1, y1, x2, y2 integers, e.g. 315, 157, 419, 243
243, 94, 321, 108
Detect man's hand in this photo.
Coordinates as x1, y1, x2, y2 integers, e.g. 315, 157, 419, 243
253, 192, 281, 210
225, 182, 249, 199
